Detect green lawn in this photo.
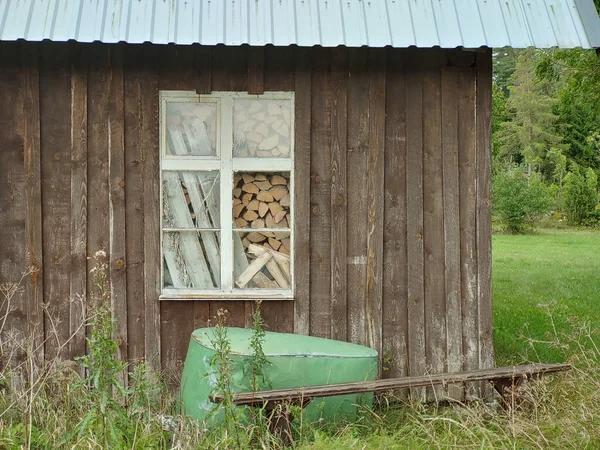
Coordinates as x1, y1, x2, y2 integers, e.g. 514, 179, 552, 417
492, 229, 600, 365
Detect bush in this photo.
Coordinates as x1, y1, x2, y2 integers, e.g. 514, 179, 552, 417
493, 167, 552, 233
563, 166, 599, 226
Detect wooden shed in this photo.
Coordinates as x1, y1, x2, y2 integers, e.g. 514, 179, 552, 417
1, 1, 599, 391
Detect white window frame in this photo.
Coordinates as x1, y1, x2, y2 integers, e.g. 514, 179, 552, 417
159, 91, 295, 301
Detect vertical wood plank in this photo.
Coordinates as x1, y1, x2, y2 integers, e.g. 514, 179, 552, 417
108, 45, 128, 369
40, 42, 73, 359
212, 46, 247, 91
247, 47, 265, 94
405, 48, 426, 400
87, 44, 110, 321
124, 45, 146, 364
346, 48, 370, 346
264, 46, 295, 91
441, 66, 463, 400
0, 42, 27, 367
22, 42, 45, 366
458, 65, 479, 398
329, 47, 348, 342
142, 44, 161, 369
293, 47, 312, 336
195, 45, 213, 94
476, 50, 494, 376
309, 47, 332, 339
158, 45, 197, 370
366, 48, 386, 371
69, 43, 88, 361
382, 49, 408, 380
259, 47, 295, 334
422, 51, 446, 396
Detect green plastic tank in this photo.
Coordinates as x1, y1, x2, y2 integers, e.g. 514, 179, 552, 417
180, 327, 378, 423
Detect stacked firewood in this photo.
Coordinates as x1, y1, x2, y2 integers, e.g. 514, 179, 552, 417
233, 100, 292, 158
233, 172, 291, 254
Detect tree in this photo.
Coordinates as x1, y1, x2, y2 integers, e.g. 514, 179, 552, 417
563, 165, 599, 225
496, 49, 566, 179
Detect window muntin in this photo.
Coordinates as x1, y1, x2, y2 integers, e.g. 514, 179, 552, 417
160, 91, 294, 300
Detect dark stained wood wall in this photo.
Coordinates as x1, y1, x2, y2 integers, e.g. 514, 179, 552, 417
0, 41, 493, 391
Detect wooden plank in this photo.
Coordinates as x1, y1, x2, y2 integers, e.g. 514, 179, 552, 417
216, 363, 572, 405
160, 301, 195, 384
108, 45, 128, 371
257, 49, 295, 332
476, 50, 494, 384
329, 47, 348, 342
141, 44, 161, 369
210, 302, 247, 328
124, 45, 146, 365
0, 42, 27, 370
293, 47, 312, 336
69, 43, 88, 362
247, 47, 265, 94
22, 42, 45, 367
309, 47, 332, 339
212, 46, 247, 91
458, 65, 479, 398
422, 50, 446, 398
86, 43, 110, 323
264, 46, 295, 91
405, 48, 426, 400
159, 45, 196, 91
441, 66, 463, 400
195, 45, 213, 94
346, 48, 370, 347
40, 42, 73, 360
366, 49, 386, 372
382, 49, 408, 380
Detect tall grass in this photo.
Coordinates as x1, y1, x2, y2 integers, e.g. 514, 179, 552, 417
1, 232, 599, 448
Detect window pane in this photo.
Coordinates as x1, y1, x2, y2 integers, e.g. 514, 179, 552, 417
166, 102, 217, 157
232, 172, 290, 229
163, 171, 220, 228
233, 99, 292, 158
234, 232, 291, 289
163, 231, 221, 289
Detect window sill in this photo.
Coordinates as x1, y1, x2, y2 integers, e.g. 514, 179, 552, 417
159, 289, 294, 301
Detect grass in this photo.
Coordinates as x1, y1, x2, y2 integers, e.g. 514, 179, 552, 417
1, 228, 600, 448
493, 228, 600, 365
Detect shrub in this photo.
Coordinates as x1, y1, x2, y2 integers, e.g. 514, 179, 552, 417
492, 167, 552, 233
563, 166, 599, 226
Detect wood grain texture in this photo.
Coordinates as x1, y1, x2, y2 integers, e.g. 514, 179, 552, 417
458, 66, 480, 398
422, 51, 446, 397
405, 48, 426, 400
124, 45, 146, 365
22, 42, 45, 366
366, 48, 386, 372
309, 47, 332, 339
346, 48, 370, 347
382, 49, 408, 380
158, 45, 196, 370
476, 50, 494, 382
293, 47, 312, 336
195, 45, 213, 94
108, 45, 128, 371
0, 42, 27, 366
141, 45, 161, 369
247, 47, 265, 94
212, 45, 247, 91
265, 46, 295, 92
68, 43, 88, 361
329, 47, 348, 342
441, 66, 463, 400
41, 42, 73, 359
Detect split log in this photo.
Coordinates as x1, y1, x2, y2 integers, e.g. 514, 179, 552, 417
235, 251, 273, 288
257, 191, 274, 202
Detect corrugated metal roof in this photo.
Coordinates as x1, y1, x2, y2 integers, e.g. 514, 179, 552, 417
0, 0, 599, 49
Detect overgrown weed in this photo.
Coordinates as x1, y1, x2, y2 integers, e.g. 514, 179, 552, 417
1, 257, 600, 448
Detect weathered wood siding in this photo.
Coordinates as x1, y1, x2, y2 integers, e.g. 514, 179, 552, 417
0, 42, 493, 389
